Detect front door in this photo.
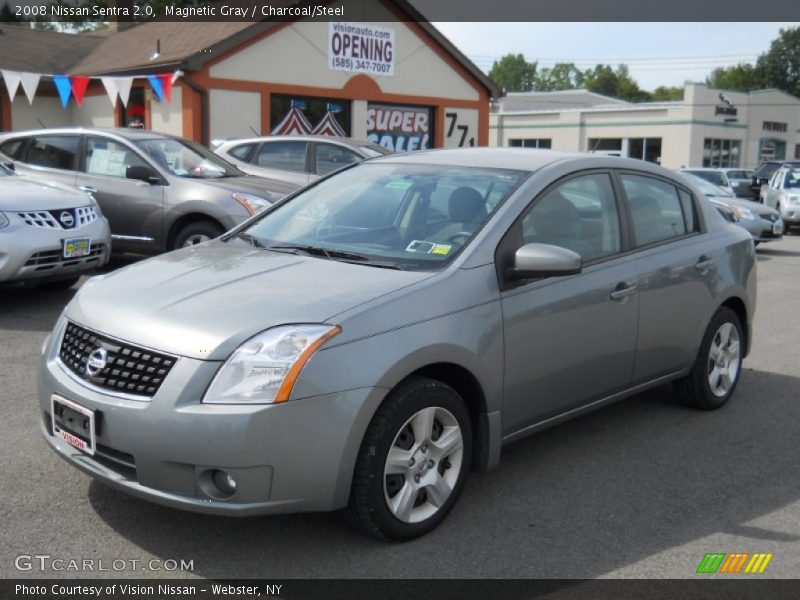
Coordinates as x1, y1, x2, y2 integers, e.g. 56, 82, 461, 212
500, 172, 638, 435
76, 136, 165, 253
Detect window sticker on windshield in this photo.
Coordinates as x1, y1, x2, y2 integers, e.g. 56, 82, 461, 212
431, 243, 452, 256
406, 240, 436, 253
386, 180, 413, 190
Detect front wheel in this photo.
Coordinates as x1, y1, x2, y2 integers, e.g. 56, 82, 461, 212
673, 307, 744, 410
172, 221, 224, 250
344, 377, 472, 541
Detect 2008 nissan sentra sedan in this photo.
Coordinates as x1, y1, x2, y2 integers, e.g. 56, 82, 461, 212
39, 148, 756, 540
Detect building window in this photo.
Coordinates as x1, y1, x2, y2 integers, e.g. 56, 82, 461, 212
758, 139, 786, 163
587, 138, 622, 156
628, 138, 662, 164
367, 103, 432, 153
270, 94, 351, 137
795, 144, 800, 160
509, 138, 551, 149
702, 139, 742, 168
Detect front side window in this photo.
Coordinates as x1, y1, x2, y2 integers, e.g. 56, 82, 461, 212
257, 141, 308, 173
85, 137, 149, 178
134, 138, 238, 179
521, 173, 621, 262
237, 163, 527, 270
25, 136, 79, 171
315, 143, 360, 176
621, 174, 697, 247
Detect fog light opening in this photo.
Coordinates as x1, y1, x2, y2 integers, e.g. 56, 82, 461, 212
211, 470, 237, 497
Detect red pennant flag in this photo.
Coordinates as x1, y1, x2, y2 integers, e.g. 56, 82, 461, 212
70, 76, 90, 107
157, 73, 173, 103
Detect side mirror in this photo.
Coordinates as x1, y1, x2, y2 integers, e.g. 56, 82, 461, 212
508, 243, 582, 280
126, 165, 158, 184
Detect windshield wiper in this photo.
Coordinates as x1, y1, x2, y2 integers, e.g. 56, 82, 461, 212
267, 244, 404, 269
234, 232, 264, 248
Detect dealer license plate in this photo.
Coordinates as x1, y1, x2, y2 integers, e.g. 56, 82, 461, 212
63, 237, 91, 258
51, 395, 96, 455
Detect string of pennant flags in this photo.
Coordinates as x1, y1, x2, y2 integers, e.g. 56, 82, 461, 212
0, 70, 181, 109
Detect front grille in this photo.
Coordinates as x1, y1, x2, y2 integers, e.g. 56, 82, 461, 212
16, 206, 98, 230
758, 212, 779, 223
23, 243, 106, 270
59, 322, 177, 398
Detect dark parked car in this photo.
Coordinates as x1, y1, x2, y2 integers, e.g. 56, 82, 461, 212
0, 128, 296, 254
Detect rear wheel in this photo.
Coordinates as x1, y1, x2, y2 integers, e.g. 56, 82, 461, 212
172, 221, 224, 250
35, 276, 80, 291
344, 377, 472, 541
673, 307, 743, 410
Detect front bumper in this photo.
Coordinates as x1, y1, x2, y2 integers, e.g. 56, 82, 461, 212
779, 206, 800, 224
38, 319, 383, 515
0, 215, 111, 283
742, 217, 783, 242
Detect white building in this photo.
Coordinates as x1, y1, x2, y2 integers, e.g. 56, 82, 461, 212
490, 83, 800, 169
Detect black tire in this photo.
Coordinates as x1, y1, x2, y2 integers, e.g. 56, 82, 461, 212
172, 221, 224, 250
343, 376, 473, 541
673, 307, 744, 410
36, 276, 80, 291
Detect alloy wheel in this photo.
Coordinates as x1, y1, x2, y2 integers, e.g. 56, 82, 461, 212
707, 322, 741, 397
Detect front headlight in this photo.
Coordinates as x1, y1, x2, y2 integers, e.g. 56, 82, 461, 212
232, 192, 271, 216
203, 324, 341, 404
731, 206, 756, 221
783, 194, 800, 205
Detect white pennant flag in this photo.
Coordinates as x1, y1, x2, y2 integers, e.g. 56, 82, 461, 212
114, 77, 134, 107
19, 72, 41, 104
1, 70, 22, 102
100, 77, 119, 107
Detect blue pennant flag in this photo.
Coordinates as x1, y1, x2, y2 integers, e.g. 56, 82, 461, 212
147, 75, 164, 102
327, 103, 343, 113
290, 99, 308, 110
53, 76, 72, 108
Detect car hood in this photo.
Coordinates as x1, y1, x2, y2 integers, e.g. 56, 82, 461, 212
0, 175, 91, 211
199, 175, 299, 201
719, 196, 778, 214
65, 241, 433, 360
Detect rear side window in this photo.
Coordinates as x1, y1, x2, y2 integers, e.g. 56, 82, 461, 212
229, 143, 255, 161
621, 174, 698, 247
0, 138, 25, 159
256, 141, 308, 173
24, 136, 79, 171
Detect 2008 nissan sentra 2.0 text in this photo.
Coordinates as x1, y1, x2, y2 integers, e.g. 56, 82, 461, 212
39, 148, 756, 540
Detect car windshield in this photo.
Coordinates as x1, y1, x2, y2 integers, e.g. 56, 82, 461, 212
725, 170, 753, 179
784, 171, 800, 188
681, 173, 732, 197
134, 138, 240, 179
359, 144, 392, 158
686, 170, 726, 186
235, 163, 527, 270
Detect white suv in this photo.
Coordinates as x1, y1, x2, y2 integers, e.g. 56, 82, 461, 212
761, 167, 800, 231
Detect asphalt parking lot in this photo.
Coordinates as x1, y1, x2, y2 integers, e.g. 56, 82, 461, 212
1, 235, 799, 580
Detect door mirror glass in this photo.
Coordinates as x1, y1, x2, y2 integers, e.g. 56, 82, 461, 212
510, 243, 582, 279
126, 165, 157, 183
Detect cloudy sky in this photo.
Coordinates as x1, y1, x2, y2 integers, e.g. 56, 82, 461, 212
433, 22, 799, 90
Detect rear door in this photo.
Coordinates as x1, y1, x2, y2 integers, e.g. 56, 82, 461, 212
15, 134, 80, 188
618, 172, 714, 384
75, 135, 165, 252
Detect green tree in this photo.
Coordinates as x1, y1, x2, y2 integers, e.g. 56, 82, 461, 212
535, 62, 584, 91
757, 26, 800, 96
650, 86, 684, 101
582, 64, 651, 102
706, 63, 763, 92
488, 53, 537, 92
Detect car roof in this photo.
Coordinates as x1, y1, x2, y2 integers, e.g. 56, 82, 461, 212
220, 135, 381, 148
368, 147, 668, 173
0, 127, 176, 142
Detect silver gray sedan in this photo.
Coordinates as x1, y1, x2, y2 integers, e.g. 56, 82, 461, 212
39, 149, 756, 540
0, 164, 110, 288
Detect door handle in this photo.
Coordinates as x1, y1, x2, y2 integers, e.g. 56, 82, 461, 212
696, 256, 714, 272
610, 282, 637, 302
78, 186, 97, 194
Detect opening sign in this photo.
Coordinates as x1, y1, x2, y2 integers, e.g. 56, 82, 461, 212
329, 22, 395, 76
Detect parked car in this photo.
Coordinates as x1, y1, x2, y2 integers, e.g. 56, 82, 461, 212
680, 172, 783, 244
0, 129, 297, 254
749, 160, 800, 199
214, 135, 391, 188
0, 163, 110, 288
679, 167, 755, 198
761, 167, 800, 232
40, 149, 755, 540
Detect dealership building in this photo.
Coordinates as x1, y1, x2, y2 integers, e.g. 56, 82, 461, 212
490, 83, 800, 169
0, 1, 498, 152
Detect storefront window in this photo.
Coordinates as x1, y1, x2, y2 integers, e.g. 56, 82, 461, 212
509, 138, 551, 148
628, 138, 662, 163
702, 138, 741, 167
367, 103, 432, 153
270, 94, 351, 137
759, 139, 786, 163
587, 138, 622, 155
